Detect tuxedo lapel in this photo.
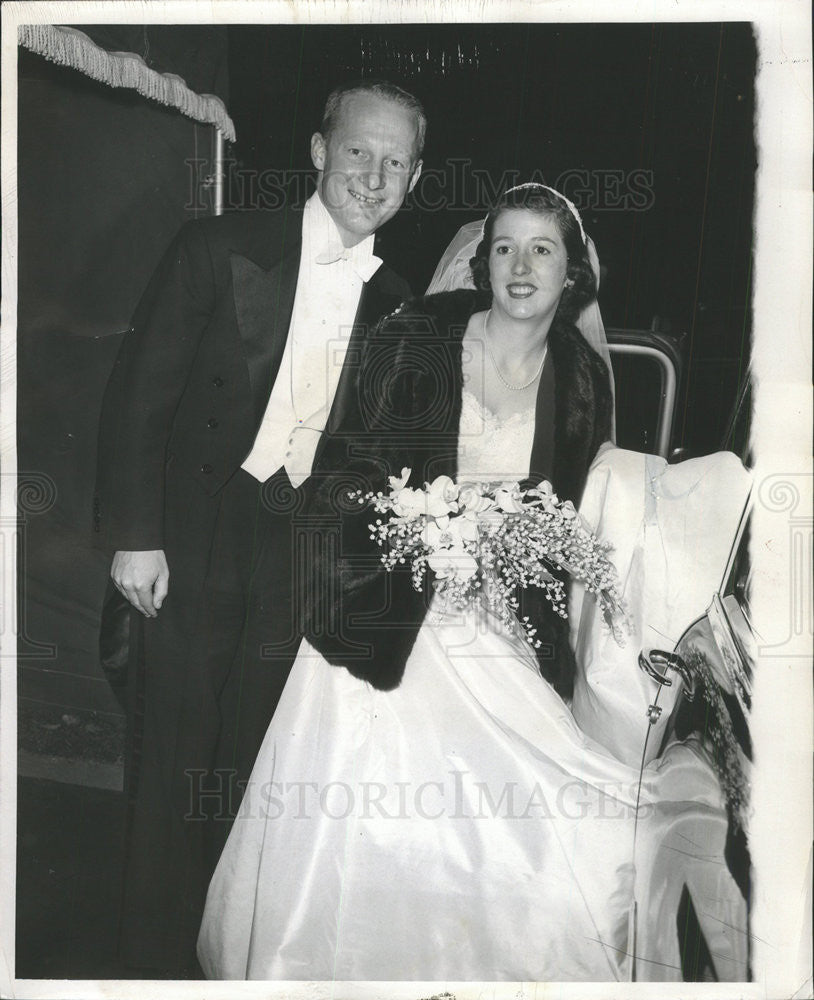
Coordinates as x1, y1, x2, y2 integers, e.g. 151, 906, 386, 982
230, 223, 301, 421
316, 270, 405, 465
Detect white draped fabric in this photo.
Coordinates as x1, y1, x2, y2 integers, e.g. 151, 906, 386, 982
570, 446, 753, 765
198, 428, 751, 981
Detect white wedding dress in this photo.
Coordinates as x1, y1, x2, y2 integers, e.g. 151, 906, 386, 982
197, 391, 752, 982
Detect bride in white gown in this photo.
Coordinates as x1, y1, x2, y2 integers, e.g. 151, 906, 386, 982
197, 185, 750, 982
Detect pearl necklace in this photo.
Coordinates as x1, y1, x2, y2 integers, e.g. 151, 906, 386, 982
483, 310, 548, 391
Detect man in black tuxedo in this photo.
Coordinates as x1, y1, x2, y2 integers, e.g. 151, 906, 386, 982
95, 79, 424, 974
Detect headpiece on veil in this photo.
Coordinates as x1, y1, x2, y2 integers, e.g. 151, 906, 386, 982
426, 182, 615, 426
502, 182, 588, 245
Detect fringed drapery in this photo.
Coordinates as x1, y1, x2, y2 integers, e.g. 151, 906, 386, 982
19, 23, 236, 141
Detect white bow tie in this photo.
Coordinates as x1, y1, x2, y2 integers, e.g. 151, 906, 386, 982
314, 242, 382, 282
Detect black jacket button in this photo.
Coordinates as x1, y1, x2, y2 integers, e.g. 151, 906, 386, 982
212, 376, 224, 388
207, 418, 219, 429
201, 463, 213, 474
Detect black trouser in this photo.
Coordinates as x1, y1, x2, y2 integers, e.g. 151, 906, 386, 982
118, 466, 301, 973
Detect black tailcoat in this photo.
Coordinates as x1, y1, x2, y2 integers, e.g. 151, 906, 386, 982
93, 205, 411, 972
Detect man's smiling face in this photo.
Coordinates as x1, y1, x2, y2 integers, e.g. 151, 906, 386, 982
311, 91, 423, 247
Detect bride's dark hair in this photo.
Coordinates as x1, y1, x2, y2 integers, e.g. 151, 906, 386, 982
470, 186, 597, 323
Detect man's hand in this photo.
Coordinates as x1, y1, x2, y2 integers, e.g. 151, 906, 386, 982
111, 550, 170, 617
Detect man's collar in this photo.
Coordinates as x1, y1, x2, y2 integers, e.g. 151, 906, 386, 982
305, 191, 382, 282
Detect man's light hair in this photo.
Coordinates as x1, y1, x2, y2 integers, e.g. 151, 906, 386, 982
320, 79, 427, 160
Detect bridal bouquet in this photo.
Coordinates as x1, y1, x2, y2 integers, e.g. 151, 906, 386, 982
350, 469, 626, 648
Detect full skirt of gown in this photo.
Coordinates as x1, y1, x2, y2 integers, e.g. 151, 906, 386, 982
198, 440, 752, 982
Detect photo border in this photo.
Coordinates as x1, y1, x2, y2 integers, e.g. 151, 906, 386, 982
1, 2, 811, 997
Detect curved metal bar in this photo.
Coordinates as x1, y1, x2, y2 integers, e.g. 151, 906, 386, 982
608, 343, 678, 458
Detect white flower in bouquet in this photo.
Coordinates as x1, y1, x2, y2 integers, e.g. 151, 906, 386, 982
426, 546, 479, 583
426, 474, 460, 507
390, 486, 431, 521
457, 483, 495, 514
493, 482, 525, 514
388, 470, 459, 521
421, 512, 479, 550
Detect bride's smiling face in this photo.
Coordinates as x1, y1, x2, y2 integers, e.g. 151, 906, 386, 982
488, 209, 569, 325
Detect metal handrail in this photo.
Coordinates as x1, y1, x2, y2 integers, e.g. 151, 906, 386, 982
606, 330, 683, 458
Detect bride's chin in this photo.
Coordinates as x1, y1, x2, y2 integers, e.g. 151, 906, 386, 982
494, 301, 549, 324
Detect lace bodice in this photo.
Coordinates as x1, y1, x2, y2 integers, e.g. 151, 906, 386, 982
457, 388, 536, 482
